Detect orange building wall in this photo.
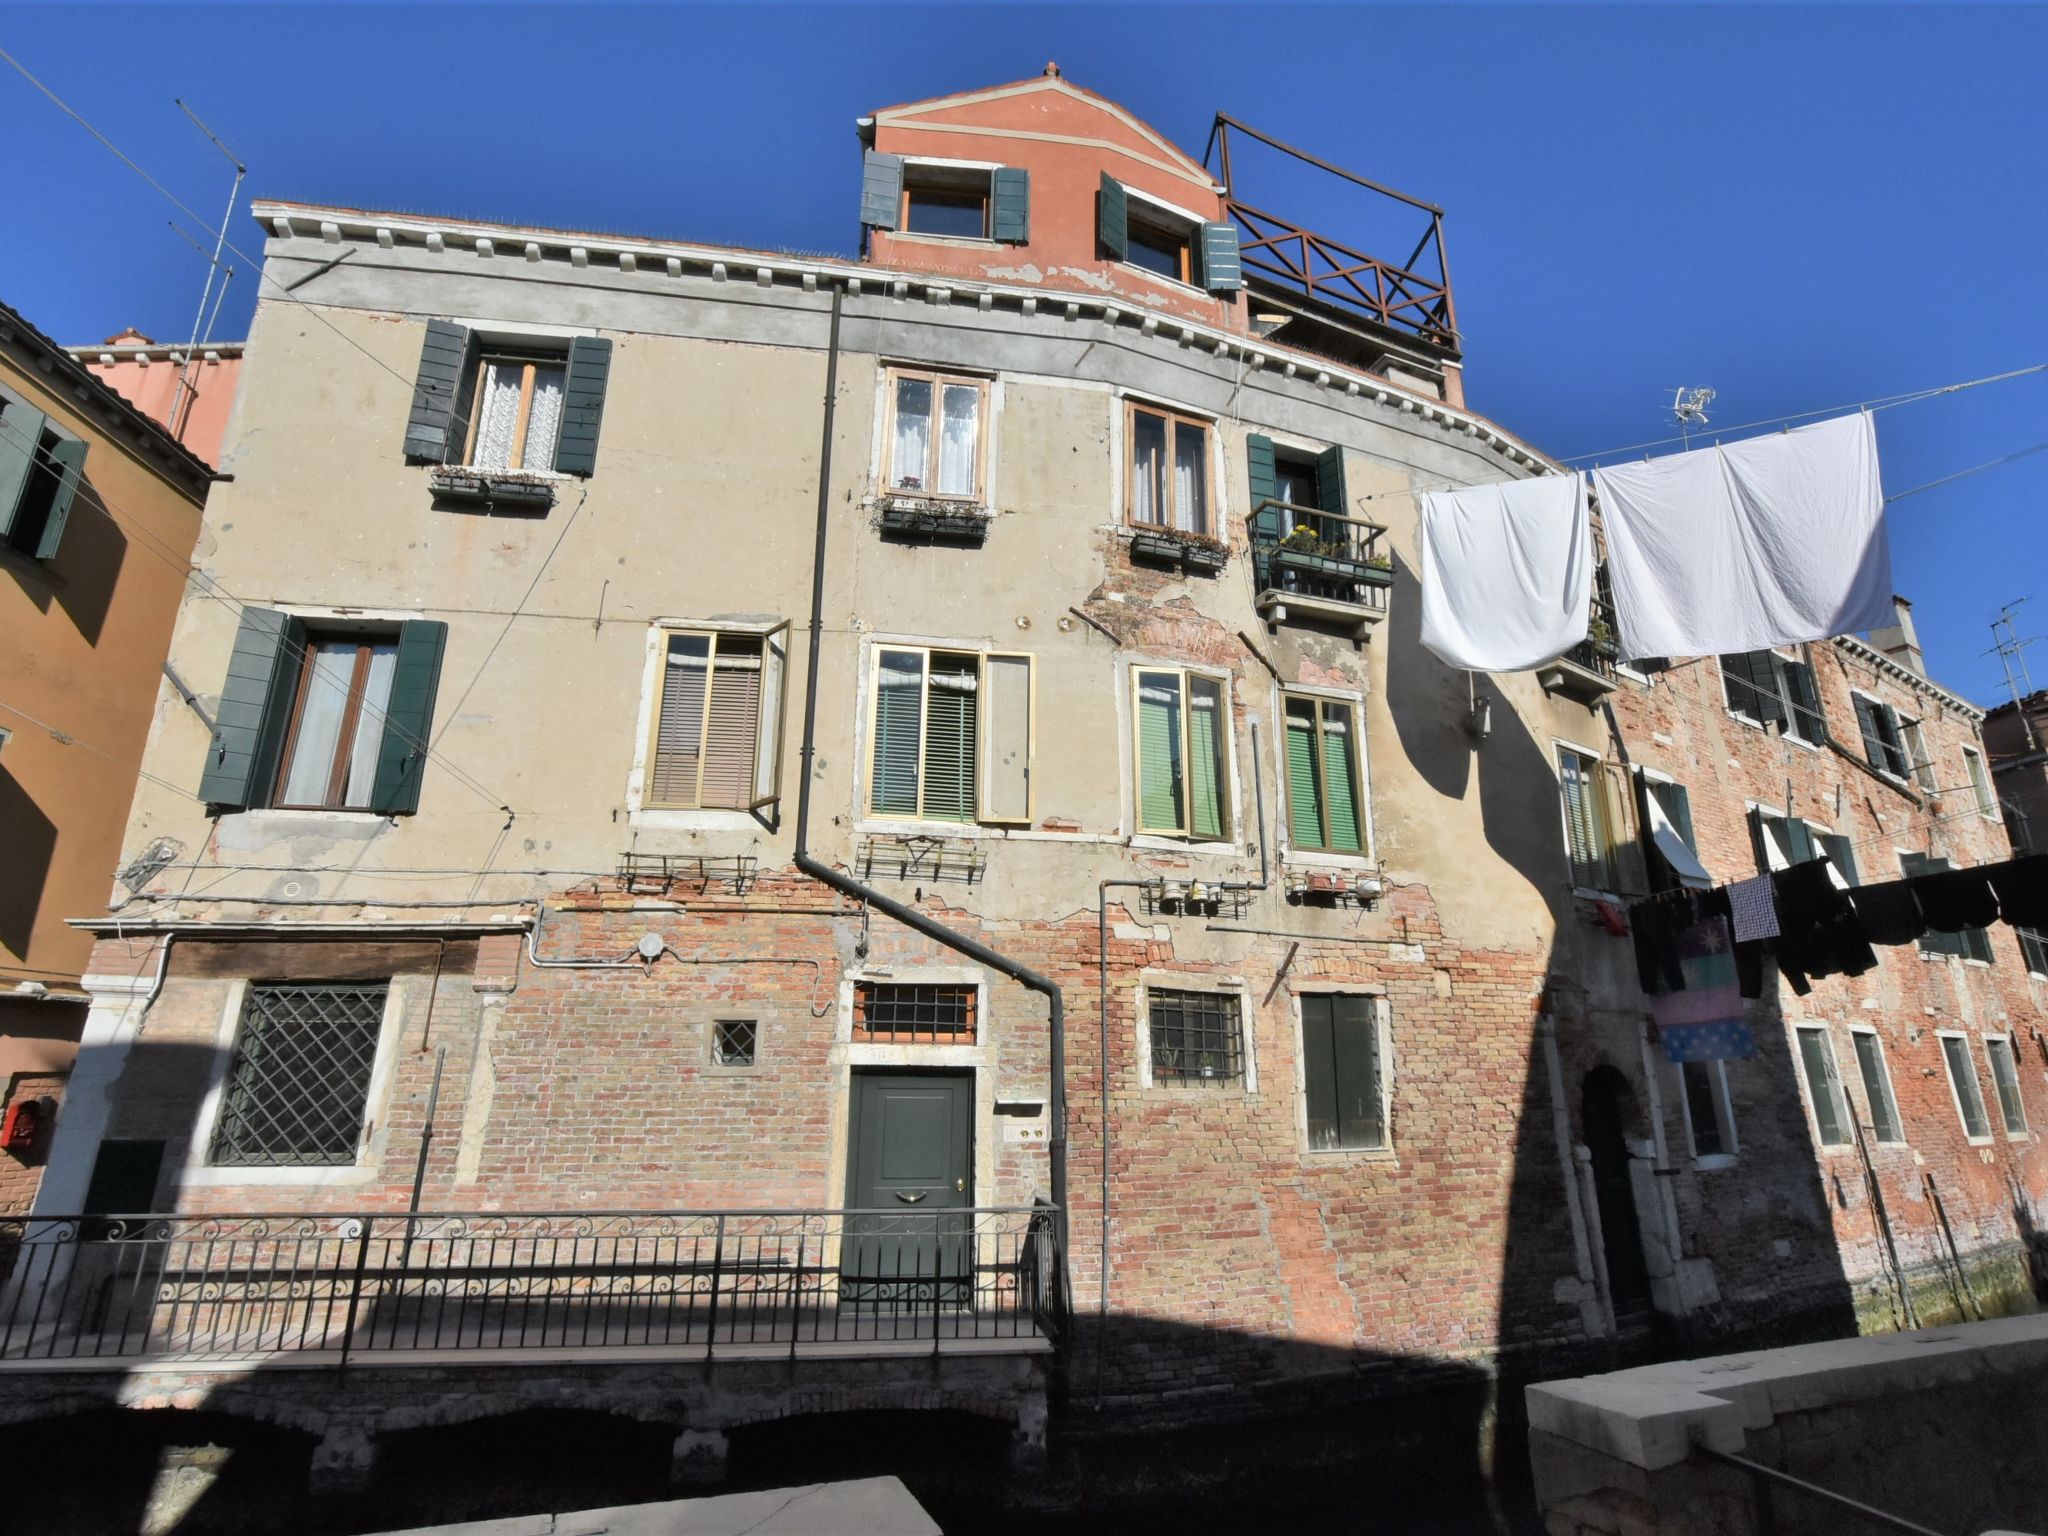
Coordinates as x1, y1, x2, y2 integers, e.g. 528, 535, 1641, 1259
80, 347, 242, 469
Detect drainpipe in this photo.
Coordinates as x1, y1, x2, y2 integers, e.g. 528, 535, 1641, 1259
790, 287, 1073, 1282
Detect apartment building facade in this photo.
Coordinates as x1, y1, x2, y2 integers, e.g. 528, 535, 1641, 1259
6, 69, 2040, 1495
0, 300, 215, 1219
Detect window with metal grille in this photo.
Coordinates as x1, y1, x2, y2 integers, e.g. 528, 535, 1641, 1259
210, 983, 388, 1167
711, 1019, 758, 1067
1148, 989, 1244, 1086
853, 983, 976, 1044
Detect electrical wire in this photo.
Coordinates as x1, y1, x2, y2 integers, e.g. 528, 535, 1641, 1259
0, 698, 199, 799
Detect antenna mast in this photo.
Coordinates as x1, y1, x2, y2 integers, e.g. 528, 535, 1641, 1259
1986, 600, 2041, 752
1671, 386, 1716, 450
168, 99, 245, 442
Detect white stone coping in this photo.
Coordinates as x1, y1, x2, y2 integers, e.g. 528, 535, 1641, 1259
1526, 1310, 2048, 1472
370, 1477, 941, 1535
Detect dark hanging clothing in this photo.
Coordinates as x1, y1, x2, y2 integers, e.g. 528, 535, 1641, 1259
1989, 854, 2048, 929
1733, 938, 1769, 1000
1630, 895, 1688, 995
1772, 857, 1878, 993
1912, 864, 1999, 932
1847, 879, 1927, 947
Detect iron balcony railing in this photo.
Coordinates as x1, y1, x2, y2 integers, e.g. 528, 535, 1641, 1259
1227, 198, 1456, 347
0, 1205, 1063, 1366
1252, 499, 1393, 615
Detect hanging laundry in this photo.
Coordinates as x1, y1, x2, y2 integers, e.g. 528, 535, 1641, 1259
1988, 854, 2048, 929
1846, 879, 1927, 947
1725, 874, 1781, 943
1591, 413, 1895, 663
1911, 863, 1998, 931
1771, 857, 1878, 994
1629, 892, 1690, 995
1652, 915, 1757, 1062
1418, 472, 1592, 672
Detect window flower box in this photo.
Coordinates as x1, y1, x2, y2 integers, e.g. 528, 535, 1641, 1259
1129, 527, 1228, 575
428, 467, 557, 511
876, 497, 993, 545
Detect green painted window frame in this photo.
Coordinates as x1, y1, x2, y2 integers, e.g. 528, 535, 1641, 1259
1282, 693, 1365, 855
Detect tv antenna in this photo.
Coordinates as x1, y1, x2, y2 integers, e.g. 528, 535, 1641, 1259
1671, 386, 1716, 448
167, 99, 245, 443
1986, 600, 2041, 751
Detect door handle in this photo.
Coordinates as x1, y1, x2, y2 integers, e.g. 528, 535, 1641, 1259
895, 1190, 927, 1204
955, 1179, 966, 1193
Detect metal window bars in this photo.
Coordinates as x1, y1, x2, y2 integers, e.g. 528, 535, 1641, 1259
852, 984, 977, 1045
711, 1020, 758, 1067
1149, 990, 1244, 1086
210, 983, 386, 1168
0, 1206, 1063, 1364
616, 852, 757, 896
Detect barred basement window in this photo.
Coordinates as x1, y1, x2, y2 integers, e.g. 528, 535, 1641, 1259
711, 1019, 758, 1067
1149, 989, 1243, 1086
854, 983, 977, 1045
210, 983, 388, 1167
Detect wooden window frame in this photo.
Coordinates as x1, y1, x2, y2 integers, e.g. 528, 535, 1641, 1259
1123, 400, 1214, 536
881, 368, 990, 503
866, 644, 1034, 826
1984, 1034, 2028, 1137
1282, 691, 1366, 855
460, 350, 567, 472
271, 633, 391, 812
1124, 209, 1196, 285
1962, 745, 1997, 818
898, 170, 993, 241
1848, 1026, 1905, 1146
1131, 664, 1234, 842
642, 623, 789, 812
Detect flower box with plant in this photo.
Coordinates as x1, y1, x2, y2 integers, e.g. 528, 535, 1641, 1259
427, 466, 558, 510
877, 496, 994, 544
1129, 525, 1228, 574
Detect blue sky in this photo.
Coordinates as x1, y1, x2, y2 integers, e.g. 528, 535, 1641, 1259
4, 3, 2043, 704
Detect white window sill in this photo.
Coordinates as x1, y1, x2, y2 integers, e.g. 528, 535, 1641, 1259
1128, 833, 1240, 855
449, 465, 569, 482
1963, 1134, 1995, 1147
183, 1163, 377, 1188
1283, 849, 1374, 871
1815, 1139, 1854, 1155
890, 230, 1001, 250
858, 816, 998, 840
1571, 886, 1623, 903
1965, 959, 1992, 969
1301, 1145, 1395, 1162
1871, 1138, 1910, 1150
629, 807, 771, 831
1691, 1153, 1739, 1172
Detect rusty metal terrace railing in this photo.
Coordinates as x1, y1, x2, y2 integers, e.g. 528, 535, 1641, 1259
1228, 200, 1456, 345
1252, 499, 1393, 614
0, 1206, 1063, 1367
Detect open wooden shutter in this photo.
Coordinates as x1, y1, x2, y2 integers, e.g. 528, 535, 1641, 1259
1097, 174, 1128, 261
0, 396, 48, 540
1284, 699, 1323, 849
35, 436, 87, 560
990, 167, 1030, 243
1747, 807, 1777, 873
861, 151, 904, 230
1320, 703, 1363, 853
1851, 694, 1886, 767
403, 321, 472, 462
1315, 445, 1349, 518
197, 606, 304, 810
1199, 222, 1242, 292
368, 620, 447, 816
750, 623, 788, 810
1602, 762, 1649, 896
979, 652, 1033, 824
1781, 658, 1825, 740
1782, 817, 1818, 866
1246, 435, 1279, 542
699, 636, 764, 810
871, 649, 924, 816
553, 336, 612, 477
922, 654, 978, 823
1823, 833, 1860, 887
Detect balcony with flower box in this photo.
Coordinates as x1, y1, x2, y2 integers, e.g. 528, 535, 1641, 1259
1538, 603, 1622, 706
1252, 502, 1392, 637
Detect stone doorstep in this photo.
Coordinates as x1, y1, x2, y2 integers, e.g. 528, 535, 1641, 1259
369, 1476, 941, 1536
1525, 1309, 2048, 1472
0, 1334, 1054, 1375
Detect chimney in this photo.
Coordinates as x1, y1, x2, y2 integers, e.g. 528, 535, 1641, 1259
1869, 595, 1924, 677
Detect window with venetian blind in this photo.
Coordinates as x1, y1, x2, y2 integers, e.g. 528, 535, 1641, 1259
869, 646, 1033, 825
1282, 694, 1364, 855
1133, 667, 1231, 841
1556, 745, 1614, 892
645, 625, 788, 810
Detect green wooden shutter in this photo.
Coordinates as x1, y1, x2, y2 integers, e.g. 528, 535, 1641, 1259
1320, 706, 1363, 853
1902, 852, 1961, 956
368, 620, 447, 816
1315, 445, 1348, 517
1198, 222, 1242, 292
991, 167, 1030, 243
403, 321, 472, 462
197, 607, 304, 810
1852, 694, 1886, 767
871, 650, 924, 816
1097, 174, 1128, 261
1781, 658, 1825, 741
35, 436, 88, 560
1284, 702, 1323, 849
1246, 434, 1279, 542
1823, 833, 1859, 887
553, 336, 612, 477
1747, 807, 1772, 874
861, 151, 904, 230
1136, 674, 1181, 833
0, 397, 48, 540
922, 656, 978, 823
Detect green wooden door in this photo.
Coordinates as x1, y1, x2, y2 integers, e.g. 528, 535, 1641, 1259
844, 1072, 973, 1306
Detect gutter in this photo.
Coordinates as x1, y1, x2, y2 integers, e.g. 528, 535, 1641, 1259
790, 287, 1073, 1285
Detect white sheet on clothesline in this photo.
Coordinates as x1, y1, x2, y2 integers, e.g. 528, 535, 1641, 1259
1591, 412, 1895, 664
1418, 472, 1592, 673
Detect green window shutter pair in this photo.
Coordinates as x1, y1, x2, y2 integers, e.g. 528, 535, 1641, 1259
403, 324, 612, 476
1284, 704, 1323, 849
0, 393, 88, 561
1320, 713, 1362, 852
1285, 698, 1362, 853
1135, 677, 1182, 832
1314, 445, 1348, 516
922, 657, 979, 824
197, 607, 446, 816
1301, 993, 1382, 1150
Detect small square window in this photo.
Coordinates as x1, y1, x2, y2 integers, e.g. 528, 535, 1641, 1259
1149, 989, 1244, 1086
711, 1019, 757, 1067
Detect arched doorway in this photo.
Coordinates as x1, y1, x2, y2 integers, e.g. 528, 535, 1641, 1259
1582, 1065, 1652, 1324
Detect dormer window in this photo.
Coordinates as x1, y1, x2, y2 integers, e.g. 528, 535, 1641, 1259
1126, 212, 1195, 284
1097, 175, 1241, 295
860, 152, 1030, 244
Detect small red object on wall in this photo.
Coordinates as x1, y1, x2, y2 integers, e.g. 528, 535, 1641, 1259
0, 1096, 51, 1150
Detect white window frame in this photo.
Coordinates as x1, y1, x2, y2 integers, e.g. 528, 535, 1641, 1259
1900, 717, 1938, 791
1962, 745, 1997, 820
1117, 184, 1209, 294
1747, 803, 1852, 889
1640, 766, 1711, 890
185, 978, 407, 1188
1983, 1033, 2029, 1139
855, 636, 1037, 834
1554, 737, 1616, 897
1674, 1057, 1739, 1168
1274, 681, 1374, 866
1134, 973, 1256, 1092
1793, 1023, 1854, 1151
1290, 987, 1392, 1157
625, 616, 790, 826
1848, 1026, 1906, 1147
1125, 658, 1239, 848
1937, 1029, 1995, 1145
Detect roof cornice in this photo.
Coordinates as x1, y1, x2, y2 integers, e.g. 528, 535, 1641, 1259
251, 199, 1552, 479
1832, 634, 1985, 722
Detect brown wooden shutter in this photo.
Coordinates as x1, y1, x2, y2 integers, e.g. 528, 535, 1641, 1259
699, 637, 763, 809
650, 638, 708, 805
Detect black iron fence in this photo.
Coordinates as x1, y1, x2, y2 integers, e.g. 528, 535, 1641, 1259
0, 1206, 1063, 1365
